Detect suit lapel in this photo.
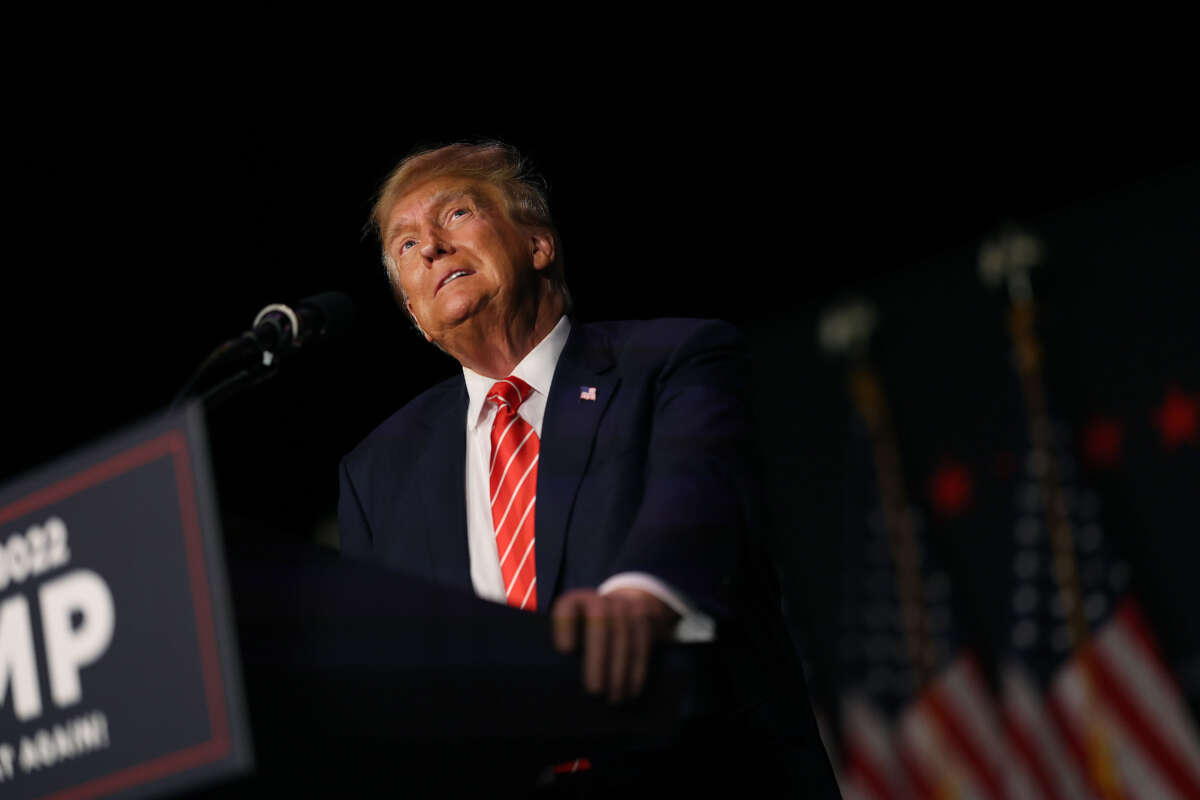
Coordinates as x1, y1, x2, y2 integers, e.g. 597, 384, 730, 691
416, 379, 473, 595
536, 324, 618, 606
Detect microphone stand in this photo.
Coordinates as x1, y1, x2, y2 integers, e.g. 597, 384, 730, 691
170, 333, 279, 412
171, 292, 354, 412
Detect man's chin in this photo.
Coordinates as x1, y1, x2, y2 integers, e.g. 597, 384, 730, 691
424, 309, 484, 349
437, 295, 493, 329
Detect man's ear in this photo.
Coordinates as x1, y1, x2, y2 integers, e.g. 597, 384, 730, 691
530, 230, 556, 271
406, 300, 433, 342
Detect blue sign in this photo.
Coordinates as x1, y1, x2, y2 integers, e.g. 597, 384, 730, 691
0, 405, 251, 798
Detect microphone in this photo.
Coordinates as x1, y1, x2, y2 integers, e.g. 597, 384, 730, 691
249, 291, 355, 360
172, 291, 355, 409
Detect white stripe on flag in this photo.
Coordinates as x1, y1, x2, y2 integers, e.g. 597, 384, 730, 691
901, 699, 991, 800
842, 694, 911, 799
1098, 613, 1200, 786
940, 656, 1038, 800
1002, 662, 1090, 800
1053, 658, 1186, 800
838, 776, 878, 800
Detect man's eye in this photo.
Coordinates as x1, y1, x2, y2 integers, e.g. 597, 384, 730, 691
400, 240, 416, 252
451, 208, 468, 219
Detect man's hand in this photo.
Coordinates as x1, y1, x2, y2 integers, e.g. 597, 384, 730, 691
550, 588, 680, 704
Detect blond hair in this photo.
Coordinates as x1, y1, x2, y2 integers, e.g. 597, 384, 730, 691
371, 141, 570, 315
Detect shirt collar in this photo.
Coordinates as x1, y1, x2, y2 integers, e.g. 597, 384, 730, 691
463, 315, 572, 430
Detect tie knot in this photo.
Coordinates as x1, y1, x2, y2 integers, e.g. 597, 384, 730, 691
487, 377, 533, 413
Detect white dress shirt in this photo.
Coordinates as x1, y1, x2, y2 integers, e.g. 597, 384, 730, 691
461, 316, 714, 641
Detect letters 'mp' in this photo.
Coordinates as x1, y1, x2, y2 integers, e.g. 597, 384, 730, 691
0, 570, 116, 721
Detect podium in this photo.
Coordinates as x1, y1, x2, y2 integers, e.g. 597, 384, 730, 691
218, 538, 731, 797
0, 406, 733, 799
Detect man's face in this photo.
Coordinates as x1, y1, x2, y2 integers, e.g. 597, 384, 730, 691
383, 176, 553, 344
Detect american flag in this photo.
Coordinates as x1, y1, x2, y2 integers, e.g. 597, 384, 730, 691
994, 418, 1200, 800
833, 374, 1200, 800
973, 239, 1200, 800
834, 402, 1018, 800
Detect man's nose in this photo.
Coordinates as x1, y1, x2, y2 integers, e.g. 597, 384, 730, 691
420, 233, 454, 262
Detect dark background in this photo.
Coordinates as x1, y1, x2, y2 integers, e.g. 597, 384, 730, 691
3, 89, 1197, 713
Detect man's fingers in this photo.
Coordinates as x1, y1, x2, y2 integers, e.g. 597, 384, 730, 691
606, 599, 631, 704
582, 601, 608, 694
552, 589, 677, 703
551, 591, 585, 653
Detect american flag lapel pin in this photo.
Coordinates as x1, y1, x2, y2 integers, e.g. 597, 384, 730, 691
579, 386, 597, 402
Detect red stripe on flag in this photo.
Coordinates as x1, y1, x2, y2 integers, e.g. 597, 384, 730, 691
844, 740, 900, 800
924, 687, 1006, 800
1084, 645, 1200, 799
1118, 601, 1163, 661
1047, 692, 1112, 800
896, 738, 937, 799
1117, 599, 1190, 705
1002, 710, 1063, 800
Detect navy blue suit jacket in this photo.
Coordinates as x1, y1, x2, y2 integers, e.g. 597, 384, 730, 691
337, 317, 838, 793
338, 318, 751, 617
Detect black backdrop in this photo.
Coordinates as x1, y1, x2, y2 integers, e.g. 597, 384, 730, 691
3, 92, 1197, 710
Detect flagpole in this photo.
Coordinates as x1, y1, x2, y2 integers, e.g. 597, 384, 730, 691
982, 227, 1125, 800
820, 300, 962, 800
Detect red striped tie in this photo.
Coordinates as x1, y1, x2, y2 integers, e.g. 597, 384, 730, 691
487, 377, 539, 611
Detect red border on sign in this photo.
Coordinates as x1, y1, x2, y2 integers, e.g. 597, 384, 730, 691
0, 430, 234, 800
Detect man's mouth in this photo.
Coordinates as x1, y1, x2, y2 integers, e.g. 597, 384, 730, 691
436, 269, 474, 294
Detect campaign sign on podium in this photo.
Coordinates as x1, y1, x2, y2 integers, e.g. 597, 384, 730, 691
0, 405, 251, 799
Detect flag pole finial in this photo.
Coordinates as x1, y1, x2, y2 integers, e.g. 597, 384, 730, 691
818, 298, 879, 359
979, 224, 1044, 304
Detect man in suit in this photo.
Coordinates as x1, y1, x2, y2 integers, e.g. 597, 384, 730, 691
338, 142, 837, 793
